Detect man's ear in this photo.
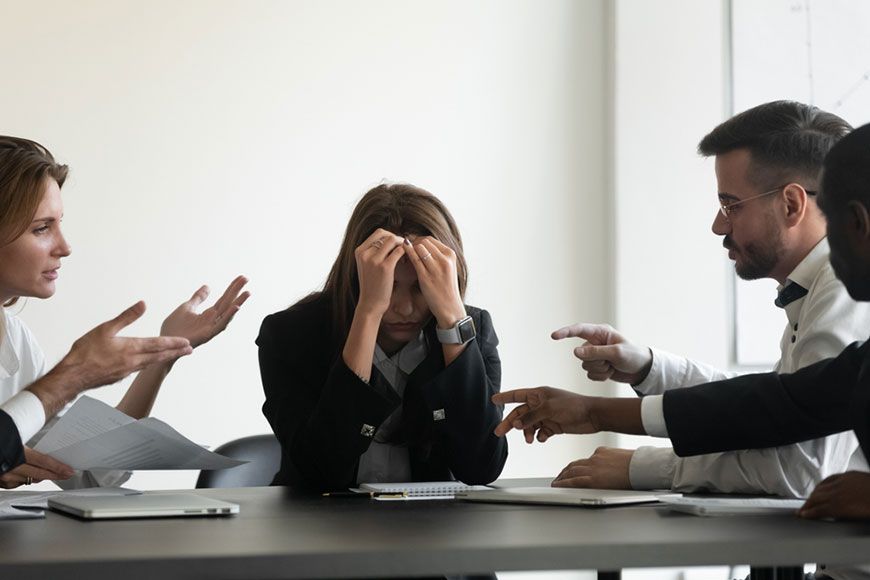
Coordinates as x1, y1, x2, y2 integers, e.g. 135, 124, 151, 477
782, 184, 809, 226
846, 200, 870, 241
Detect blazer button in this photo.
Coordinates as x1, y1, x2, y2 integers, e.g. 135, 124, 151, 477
360, 424, 375, 437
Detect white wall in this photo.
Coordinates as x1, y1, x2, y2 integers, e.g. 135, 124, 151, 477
613, 0, 730, 429
613, 2, 731, 579
2, 0, 612, 490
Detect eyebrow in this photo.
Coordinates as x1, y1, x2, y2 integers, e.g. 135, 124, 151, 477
30, 217, 57, 225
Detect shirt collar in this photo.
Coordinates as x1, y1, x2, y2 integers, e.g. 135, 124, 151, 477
778, 237, 829, 294
0, 308, 20, 379
374, 330, 428, 375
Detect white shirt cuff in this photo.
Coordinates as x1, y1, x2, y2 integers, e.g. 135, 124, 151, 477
0, 390, 46, 444
629, 446, 678, 490
640, 395, 668, 437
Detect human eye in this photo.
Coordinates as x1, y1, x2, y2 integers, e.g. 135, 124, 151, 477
32, 224, 50, 235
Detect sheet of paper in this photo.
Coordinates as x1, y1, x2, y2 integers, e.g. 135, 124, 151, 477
34, 396, 135, 454
34, 397, 246, 471
659, 495, 804, 516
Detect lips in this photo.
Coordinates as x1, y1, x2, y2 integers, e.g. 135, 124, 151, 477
42, 267, 60, 280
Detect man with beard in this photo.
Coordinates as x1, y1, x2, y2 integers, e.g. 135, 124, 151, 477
492, 122, 870, 578
542, 101, 870, 499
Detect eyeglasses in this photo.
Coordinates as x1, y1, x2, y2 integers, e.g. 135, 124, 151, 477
718, 185, 817, 219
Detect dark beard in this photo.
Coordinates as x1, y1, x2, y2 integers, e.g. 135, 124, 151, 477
727, 224, 784, 281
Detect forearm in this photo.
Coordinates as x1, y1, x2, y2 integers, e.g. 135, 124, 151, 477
342, 309, 381, 382
26, 362, 89, 419
590, 397, 645, 435
116, 361, 173, 419
426, 342, 506, 484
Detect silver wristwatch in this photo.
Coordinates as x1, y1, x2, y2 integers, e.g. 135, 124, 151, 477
436, 316, 476, 345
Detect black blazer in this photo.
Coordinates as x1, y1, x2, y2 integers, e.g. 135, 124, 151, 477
0, 409, 25, 475
257, 294, 508, 491
663, 338, 870, 461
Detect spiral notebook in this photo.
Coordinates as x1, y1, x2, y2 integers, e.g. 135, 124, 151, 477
358, 481, 491, 498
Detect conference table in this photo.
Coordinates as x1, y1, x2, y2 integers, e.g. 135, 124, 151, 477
2, 481, 870, 579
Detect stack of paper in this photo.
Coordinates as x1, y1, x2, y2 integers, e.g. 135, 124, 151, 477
659, 495, 804, 516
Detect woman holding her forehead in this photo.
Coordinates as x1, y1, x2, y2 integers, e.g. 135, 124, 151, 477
0, 135, 250, 489
258, 183, 507, 491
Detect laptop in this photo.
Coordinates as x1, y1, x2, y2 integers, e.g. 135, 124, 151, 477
455, 486, 671, 507
48, 493, 240, 519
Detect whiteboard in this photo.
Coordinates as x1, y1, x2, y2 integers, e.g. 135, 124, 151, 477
731, 0, 870, 367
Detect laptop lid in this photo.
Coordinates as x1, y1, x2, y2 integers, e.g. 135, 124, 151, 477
48, 493, 240, 519
456, 486, 670, 507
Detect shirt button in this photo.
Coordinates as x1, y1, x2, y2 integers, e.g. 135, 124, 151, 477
793, 323, 798, 331
791, 335, 796, 343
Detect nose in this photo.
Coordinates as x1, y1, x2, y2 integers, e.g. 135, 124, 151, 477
390, 289, 415, 318
53, 230, 72, 258
711, 209, 730, 236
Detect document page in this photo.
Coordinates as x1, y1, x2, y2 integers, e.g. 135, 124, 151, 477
34, 397, 246, 471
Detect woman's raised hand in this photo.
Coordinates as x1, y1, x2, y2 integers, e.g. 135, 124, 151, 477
160, 275, 251, 349
404, 237, 466, 328
354, 229, 405, 318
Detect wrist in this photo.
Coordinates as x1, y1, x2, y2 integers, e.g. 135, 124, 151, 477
355, 303, 386, 323
434, 304, 467, 329
27, 365, 83, 418
592, 397, 645, 435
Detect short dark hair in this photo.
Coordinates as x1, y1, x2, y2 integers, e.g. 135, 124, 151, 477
698, 100, 852, 188
821, 123, 870, 211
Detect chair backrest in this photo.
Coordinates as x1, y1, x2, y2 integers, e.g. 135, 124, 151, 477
196, 434, 281, 488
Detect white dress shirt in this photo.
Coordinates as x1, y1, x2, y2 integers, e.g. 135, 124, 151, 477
0, 308, 130, 488
632, 238, 869, 498
355, 332, 428, 485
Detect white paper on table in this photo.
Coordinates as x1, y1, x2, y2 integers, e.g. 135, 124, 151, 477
0, 486, 141, 520
34, 396, 247, 471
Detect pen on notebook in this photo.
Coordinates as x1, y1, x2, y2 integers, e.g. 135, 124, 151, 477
321, 491, 408, 499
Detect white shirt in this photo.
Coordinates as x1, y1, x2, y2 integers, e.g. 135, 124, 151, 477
0, 308, 130, 488
633, 238, 869, 498
355, 332, 428, 485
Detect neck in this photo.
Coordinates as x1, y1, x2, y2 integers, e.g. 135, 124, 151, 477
377, 338, 408, 357
770, 230, 825, 285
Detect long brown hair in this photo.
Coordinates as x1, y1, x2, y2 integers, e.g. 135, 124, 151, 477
316, 183, 468, 340
0, 136, 69, 307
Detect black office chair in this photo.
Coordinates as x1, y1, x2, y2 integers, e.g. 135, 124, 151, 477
196, 434, 281, 488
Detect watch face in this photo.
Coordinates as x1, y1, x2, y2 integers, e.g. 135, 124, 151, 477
458, 317, 476, 343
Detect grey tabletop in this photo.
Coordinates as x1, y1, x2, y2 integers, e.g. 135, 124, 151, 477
2, 484, 870, 579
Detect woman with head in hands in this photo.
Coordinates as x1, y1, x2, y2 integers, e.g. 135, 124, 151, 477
0, 135, 249, 489
258, 182, 506, 491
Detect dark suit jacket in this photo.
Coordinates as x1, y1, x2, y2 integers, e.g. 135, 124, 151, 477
0, 409, 25, 475
663, 338, 870, 461
257, 294, 508, 491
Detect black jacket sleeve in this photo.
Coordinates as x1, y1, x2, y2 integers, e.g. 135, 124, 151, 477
664, 339, 869, 458
258, 307, 402, 491
0, 409, 25, 475
419, 308, 507, 485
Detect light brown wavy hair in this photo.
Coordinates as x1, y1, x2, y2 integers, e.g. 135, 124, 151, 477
0, 136, 69, 307
313, 182, 468, 341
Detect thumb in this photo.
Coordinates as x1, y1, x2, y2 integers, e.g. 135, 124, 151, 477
101, 301, 146, 336
573, 344, 623, 364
